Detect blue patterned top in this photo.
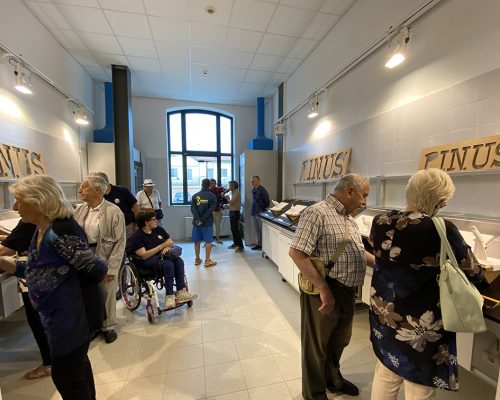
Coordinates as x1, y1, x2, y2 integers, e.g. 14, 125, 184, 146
21, 218, 107, 357
369, 210, 483, 391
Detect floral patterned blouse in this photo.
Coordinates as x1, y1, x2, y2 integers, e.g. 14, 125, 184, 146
368, 210, 483, 391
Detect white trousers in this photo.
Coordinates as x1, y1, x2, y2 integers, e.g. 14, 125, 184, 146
371, 360, 436, 400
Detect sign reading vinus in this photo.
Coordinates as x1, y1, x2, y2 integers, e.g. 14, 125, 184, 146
299, 148, 351, 183
419, 135, 500, 173
0, 143, 46, 178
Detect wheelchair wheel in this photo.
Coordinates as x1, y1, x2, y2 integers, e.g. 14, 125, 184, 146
187, 301, 193, 308
146, 301, 155, 324
119, 261, 141, 311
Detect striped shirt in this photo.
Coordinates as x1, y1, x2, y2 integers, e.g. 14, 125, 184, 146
290, 194, 366, 287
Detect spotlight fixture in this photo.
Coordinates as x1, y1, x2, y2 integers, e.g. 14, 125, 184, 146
385, 26, 410, 69
73, 107, 89, 125
307, 96, 319, 119
14, 64, 33, 94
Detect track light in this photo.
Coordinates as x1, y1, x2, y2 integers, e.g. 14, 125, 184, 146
14, 64, 33, 94
385, 26, 410, 69
73, 107, 89, 125
307, 96, 319, 119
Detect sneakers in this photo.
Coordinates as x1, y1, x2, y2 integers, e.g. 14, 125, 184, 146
102, 330, 117, 344
204, 259, 217, 268
235, 247, 244, 253
24, 365, 51, 380
228, 244, 238, 249
194, 257, 202, 265
215, 239, 224, 244
251, 245, 262, 250
176, 288, 198, 303
165, 294, 176, 309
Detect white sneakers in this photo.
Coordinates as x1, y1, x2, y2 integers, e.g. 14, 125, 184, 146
165, 294, 176, 309
176, 288, 198, 303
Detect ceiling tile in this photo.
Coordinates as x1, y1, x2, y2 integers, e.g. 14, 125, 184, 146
268, 72, 289, 86
105, 10, 151, 39
320, 0, 354, 15
226, 28, 263, 52
57, 5, 113, 34
82, 65, 111, 81
302, 12, 339, 40
233, 92, 258, 105
261, 85, 278, 96
98, 0, 145, 13
144, 0, 190, 19
149, 16, 189, 44
127, 56, 162, 73
258, 33, 295, 56
54, 0, 100, 6
34, 2, 73, 29
78, 32, 122, 54
244, 70, 273, 84
57, 29, 88, 50
155, 41, 189, 60
190, 22, 228, 48
280, 0, 324, 11
93, 52, 129, 68
221, 50, 254, 69
268, 5, 315, 36
288, 38, 319, 59
251, 54, 284, 71
190, 0, 233, 25
191, 46, 224, 65
160, 59, 190, 78
118, 37, 157, 58
192, 65, 246, 82
231, 0, 276, 31
133, 71, 170, 85
240, 82, 266, 94
277, 57, 302, 74
70, 50, 100, 67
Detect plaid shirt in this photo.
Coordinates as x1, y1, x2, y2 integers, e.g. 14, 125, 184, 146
290, 194, 366, 287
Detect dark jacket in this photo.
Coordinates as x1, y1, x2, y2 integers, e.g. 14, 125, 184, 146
18, 218, 107, 357
251, 185, 270, 216
191, 188, 216, 226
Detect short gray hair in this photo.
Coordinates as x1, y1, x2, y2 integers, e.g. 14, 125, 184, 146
89, 171, 109, 185
10, 174, 73, 221
334, 173, 368, 194
83, 174, 108, 194
405, 168, 455, 215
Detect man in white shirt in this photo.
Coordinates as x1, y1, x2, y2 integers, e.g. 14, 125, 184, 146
136, 179, 163, 226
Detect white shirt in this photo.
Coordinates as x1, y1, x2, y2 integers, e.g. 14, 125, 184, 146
82, 199, 104, 244
136, 189, 161, 210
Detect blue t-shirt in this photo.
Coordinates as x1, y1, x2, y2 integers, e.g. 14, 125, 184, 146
127, 226, 170, 256
104, 185, 137, 225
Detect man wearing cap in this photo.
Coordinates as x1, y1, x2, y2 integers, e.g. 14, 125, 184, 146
136, 179, 164, 226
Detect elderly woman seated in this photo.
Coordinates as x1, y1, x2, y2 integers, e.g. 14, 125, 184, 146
127, 211, 197, 309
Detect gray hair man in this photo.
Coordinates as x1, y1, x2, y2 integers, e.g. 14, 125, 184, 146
74, 174, 126, 344
289, 173, 375, 400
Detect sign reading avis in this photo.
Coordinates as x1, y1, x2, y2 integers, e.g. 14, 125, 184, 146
299, 148, 351, 183
419, 135, 500, 173
0, 143, 46, 178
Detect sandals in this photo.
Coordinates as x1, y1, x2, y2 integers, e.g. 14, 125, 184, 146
24, 365, 51, 380
204, 260, 217, 268
194, 258, 202, 265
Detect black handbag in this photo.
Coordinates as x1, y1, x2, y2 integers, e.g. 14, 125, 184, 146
161, 245, 182, 260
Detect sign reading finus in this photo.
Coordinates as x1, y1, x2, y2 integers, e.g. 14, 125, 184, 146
299, 148, 351, 183
0, 143, 46, 178
419, 135, 500, 173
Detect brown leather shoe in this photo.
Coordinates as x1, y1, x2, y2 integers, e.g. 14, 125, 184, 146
24, 365, 51, 380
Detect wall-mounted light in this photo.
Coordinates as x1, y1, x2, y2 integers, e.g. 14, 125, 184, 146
73, 107, 89, 125
13, 63, 33, 94
385, 26, 410, 69
307, 95, 319, 118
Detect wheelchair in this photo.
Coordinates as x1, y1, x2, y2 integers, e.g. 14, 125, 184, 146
118, 255, 194, 324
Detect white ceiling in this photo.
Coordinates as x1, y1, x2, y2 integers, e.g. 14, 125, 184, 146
22, 0, 355, 106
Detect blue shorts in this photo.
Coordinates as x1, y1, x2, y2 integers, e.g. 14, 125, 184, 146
192, 225, 213, 243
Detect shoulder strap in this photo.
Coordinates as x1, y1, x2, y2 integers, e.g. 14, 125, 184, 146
145, 191, 155, 209
432, 217, 459, 267
329, 218, 350, 264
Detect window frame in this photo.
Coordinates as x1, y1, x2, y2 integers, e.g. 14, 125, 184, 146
167, 109, 234, 205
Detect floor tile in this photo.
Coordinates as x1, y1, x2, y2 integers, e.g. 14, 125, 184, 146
203, 339, 239, 365
248, 382, 292, 400
205, 361, 246, 397
164, 367, 206, 399
165, 343, 204, 372
120, 374, 165, 400
240, 354, 284, 388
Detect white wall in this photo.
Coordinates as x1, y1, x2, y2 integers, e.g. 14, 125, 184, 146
132, 96, 262, 238
0, 0, 95, 204
280, 0, 500, 219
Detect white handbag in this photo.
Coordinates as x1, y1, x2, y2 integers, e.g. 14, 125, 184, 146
432, 217, 486, 333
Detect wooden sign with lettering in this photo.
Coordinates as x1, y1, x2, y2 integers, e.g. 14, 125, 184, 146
419, 135, 500, 173
0, 143, 46, 178
299, 148, 351, 182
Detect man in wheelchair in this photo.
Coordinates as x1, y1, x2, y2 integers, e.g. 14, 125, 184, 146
126, 211, 197, 309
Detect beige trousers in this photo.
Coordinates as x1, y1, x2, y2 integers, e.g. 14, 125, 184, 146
371, 361, 436, 400
99, 275, 117, 331
213, 211, 222, 239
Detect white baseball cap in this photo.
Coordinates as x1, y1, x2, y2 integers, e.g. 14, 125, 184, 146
143, 179, 155, 186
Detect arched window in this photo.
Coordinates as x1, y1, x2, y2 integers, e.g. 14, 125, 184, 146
167, 109, 234, 205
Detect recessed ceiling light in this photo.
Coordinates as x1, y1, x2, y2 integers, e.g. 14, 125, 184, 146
205, 5, 216, 15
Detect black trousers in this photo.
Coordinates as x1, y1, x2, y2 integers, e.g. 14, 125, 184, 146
229, 211, 243, 247
51, 341, 95, 400
300, 277, 356, 400
22, 292, 51, 366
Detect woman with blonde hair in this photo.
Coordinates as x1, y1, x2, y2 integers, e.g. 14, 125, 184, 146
0, 175, 107, 400
369, 168, 483, 399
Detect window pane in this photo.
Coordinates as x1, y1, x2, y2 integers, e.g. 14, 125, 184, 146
221, 116, 232, 154
169, 113, 182, 152
187, 156, 218, 196
186, 113, 217, 152
170, 154, 184, 204
220, 155, 232, 187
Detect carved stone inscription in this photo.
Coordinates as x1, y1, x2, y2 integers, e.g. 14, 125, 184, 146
0, 144, 46, 178
299, 148, 351, 182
